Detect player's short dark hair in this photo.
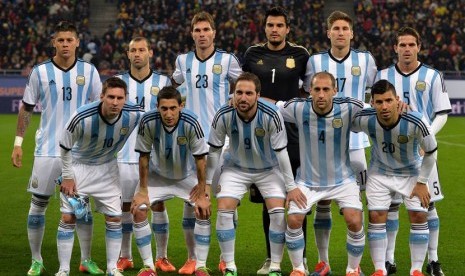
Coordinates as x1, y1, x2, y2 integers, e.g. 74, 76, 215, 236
236, 72, 261, 93
327, 10, 353, 30
264, 6, 290, 26
191, 11, 216, 31
53, 21, 78, 38
311, 72, 336, 89
129, 36, 151, 50
395, 26, 421, 46
371, 79, 397, 97
102, 77, 128, 95
157, 86, 182, 105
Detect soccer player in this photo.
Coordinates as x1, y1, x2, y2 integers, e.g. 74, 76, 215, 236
114, 36, 173, 273
207, 72, 297, 276
303, 11, 377, 275
10, 21, 103, 276
278, 72, 365, 276
55, 77, 142, 276
375, 27, 451, 276
352, 79, 437, 276
131, 86, 211, 276
242, 6, 310, 274
171, 11, 242, 274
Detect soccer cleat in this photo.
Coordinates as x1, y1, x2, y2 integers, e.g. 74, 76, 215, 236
426, 261, 445, 276
28, 259, 45, 276
218, 259, 226, 274
269, 269, 283, 276
116, 257, 134, 271
370, 270, 385, 276
137, 266, 157, 276
290, 270, 307, 276
257, 258, 271, 275
55, 271, 69, 276
155, 257, 176, 272
411, 270, 425, 276
385, 261, 397, 275
224, 269, 238, 276
178, 259, 196, 274
347, 271, 361, 276
79, 259, 104, 275
194, 267, 211, 276
310, 261, 331, 276
108, 268, 124, 276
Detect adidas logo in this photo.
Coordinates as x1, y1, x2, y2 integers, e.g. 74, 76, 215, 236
257, 60, 263, 65
186, 68, 191, 73
49, 80, 56, 85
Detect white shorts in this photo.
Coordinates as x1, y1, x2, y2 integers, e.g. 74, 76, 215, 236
216, 166, 286, 201
366, 173, 427, 212
140, 171, 197, 205
60, 161, 122, 216
349, 148, 368, 191
118, 162, 139, 202
27, 156, 62, 196
288, 181, 362, 215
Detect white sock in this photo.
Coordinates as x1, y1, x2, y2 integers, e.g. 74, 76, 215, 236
346, 227, 365, 272
57, 220, 75, 272
410, 222, 429, 273
28, 195, 49, 262
182, 203, 196, 259
105, 221, 122, 272
152, 210, 169, 259
76, 212, 93, 261
268, 207, 285, 266
285, 225, 305, 271
120, 211, 133, 259
134, 219, 154, 269
216, 210, 236, 267
194, 218, 211, 268
314, 203, 332, 263
368, 223, 387, 274
386, 204, 400, 263
427, 206, 439, 262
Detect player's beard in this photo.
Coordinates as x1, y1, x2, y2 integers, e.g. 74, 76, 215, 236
269, 39, 284, 47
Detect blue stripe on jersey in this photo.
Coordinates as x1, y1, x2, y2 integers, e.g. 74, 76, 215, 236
366, 114, 380, 174
198, 59, 209, 127
45, 62, 58, 156
230, 113, 239, 152
211, 105, 234, 129
382, 127, 396, 173
165, 131, 174, 178
76, 61, 84, 107
178, 121, 187, 174
63, 68, 71, 127
185, 52, 194, 102
350, 53, 360, 99
399, 118, 409, 174
242, 120, 253, 169
301, 102, 313, 183
213, 52, 222, 111
149, 74, 161, 110
332, 104, 343, 183
181, 112, 205, 139
321, 52, 329, 72
317, 116, 328, 186
403, 113, 430, 137
402, 72, 411, 106
416, 67, 427, 114
258, 101, 283, 132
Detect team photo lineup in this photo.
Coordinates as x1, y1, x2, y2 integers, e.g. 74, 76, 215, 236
8, 2, 454, 276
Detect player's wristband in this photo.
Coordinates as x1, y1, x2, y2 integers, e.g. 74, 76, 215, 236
14, 136, 23, 147
417, 178, 428, 184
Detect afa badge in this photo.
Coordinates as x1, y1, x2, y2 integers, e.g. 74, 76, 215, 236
351, 66, 361, 76
397, 135, 409, 144
216, 184, 222, 194
286, 58, 295, 69
120, 127, 129, 135
76, 75, 85, 86
151, 86, 160, 96
255, 128, 265, 137
415, 81, 426, 92
212, 64, 222, 74
332, 118, 343, 128
177, 136, 188, 145
30, 177, 39, 189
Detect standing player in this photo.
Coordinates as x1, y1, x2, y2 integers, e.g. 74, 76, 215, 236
130, 86, 211, 275
352, 79, 437, 276
303, 11, 377, 275
207, 72, 298, 276
10, 21, 103, 276
278, 72, 365, 276
171, 11, 242, 274
114, 36, 174, 273
376, 27, 451, 276
242, 6, 310, 274
55, 77, 142, 276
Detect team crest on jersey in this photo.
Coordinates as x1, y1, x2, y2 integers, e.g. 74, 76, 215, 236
332, 118, 343, 128
255, 128, 265, 137
177, 136, 188, 145
29, 177, 39, 189
257, 59, 264, 65
212, 64, 222, 74
76, 75, 86, 86
151, 86, 160, 96
351, 66, 361, 76
397, 135, 409, 144
286, 58, 295, 69
120, 127, 129, 135
415, 81, 426, 92
216, 184, 221, 194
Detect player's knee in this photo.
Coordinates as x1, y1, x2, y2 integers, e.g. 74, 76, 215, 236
287, 214, 304, 229
151, 201, 165, 212
30, 194, 50, 213
121, 202, 132, 212
61, 213, 76, 224
408, 211, 427, 224
105, 215, 122, 223
133, 209, 148, 223
369, 210, 387, 223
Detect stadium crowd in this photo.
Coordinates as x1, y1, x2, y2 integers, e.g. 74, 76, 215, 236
0, 0, 464, 75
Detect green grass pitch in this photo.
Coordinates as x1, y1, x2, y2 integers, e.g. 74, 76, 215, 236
1, 114, 464, 275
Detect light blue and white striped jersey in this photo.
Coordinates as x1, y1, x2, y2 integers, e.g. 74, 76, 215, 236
209, 99, 287, 171
172, 49, 242, 138
22, 58, 101, 157
115, 70, 171, 163
279, 97, 364, 187
135, 109, 208, 180
352, 109, 438, 176
303, 49, 377, 149
375, 63, 451, 124
60, 101, 142, 165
